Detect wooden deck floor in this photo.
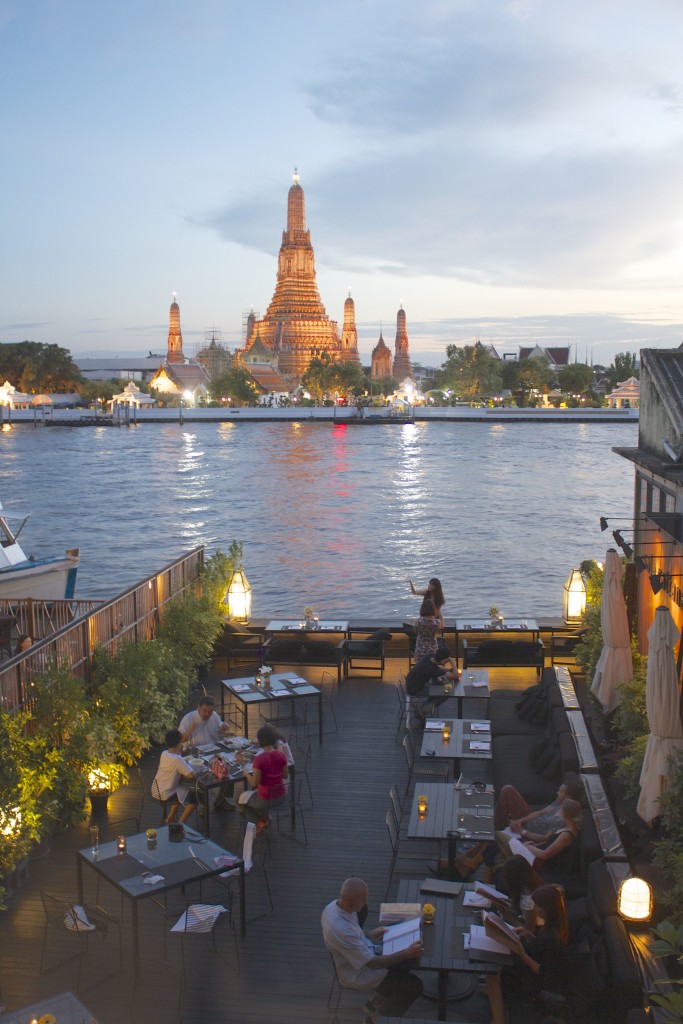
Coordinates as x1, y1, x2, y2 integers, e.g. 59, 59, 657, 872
0, 660, 538, 1024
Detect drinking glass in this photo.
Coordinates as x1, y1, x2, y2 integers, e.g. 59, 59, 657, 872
90, 825, 99, 855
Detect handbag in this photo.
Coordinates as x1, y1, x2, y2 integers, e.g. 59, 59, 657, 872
210, 755, 229, 780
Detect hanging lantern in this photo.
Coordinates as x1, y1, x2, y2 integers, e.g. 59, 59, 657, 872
618, 877, 653, 922
562, 568, 586, 625
223, 568, 252, 624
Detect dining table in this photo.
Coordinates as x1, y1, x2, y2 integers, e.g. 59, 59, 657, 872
428, 668, 490, 717
0, 992, 95, 1024
395, 878, 510, 1020
407, 781, 495, 880
76, 825, 245, 975
221, 670, 323, 744
420, 718, 492, 780
186, 737, 298, 834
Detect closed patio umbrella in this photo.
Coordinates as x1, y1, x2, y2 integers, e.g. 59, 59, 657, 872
637, 606, 683, 825
591, 548, 633, 713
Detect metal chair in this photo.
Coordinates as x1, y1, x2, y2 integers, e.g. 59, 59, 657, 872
39, 890, 122, 990
316, 669, 339, 734
401, 730, 449, 801
290, 735, 314, 809
169, 894, 240, 982
326, 951, 368, 1023
395, 672, 410, 739
385, 810, 441, 894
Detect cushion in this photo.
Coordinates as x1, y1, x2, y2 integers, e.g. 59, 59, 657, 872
365, 629, 392, 643
64, 905, 95, 932
529, 736, 556, 773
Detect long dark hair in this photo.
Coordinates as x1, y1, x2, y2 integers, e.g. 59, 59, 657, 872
420, 598, 436, 617
428, 578, 445, 610
532, 884, 568, 947
498, 855, 543, 914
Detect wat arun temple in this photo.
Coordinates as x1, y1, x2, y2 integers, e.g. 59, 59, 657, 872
238, 172, 411, 384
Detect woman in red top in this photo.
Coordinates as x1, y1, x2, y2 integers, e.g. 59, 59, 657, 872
237, 725, 289, 825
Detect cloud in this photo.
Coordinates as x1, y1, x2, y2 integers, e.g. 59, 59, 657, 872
0, 321, 53, 330
202, 140, 683, 290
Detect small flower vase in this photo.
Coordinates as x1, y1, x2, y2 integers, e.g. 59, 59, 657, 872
263, 671, 272, 690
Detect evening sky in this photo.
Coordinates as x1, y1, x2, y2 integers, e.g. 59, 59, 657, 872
1, 0, 682, 365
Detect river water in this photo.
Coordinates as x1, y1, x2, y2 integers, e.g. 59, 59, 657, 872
0, 420, 637, 620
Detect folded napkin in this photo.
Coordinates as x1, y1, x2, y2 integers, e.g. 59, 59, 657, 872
470, 679, 488, 688
64, 904, 95, 932
214, 855, 237, 869
425, 720, 446, 731
171, 903, 227, 933
470, 740, 491, 751
471, 722, 491, 732
143, 874, 164, 885
232, 684, 252, 692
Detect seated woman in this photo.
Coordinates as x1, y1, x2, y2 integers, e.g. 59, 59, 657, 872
496, 855, 544, 930
485, 884, 569, 1024
517, 798, 582, 882
414, 598, 442, 662
237, 724, 289, 826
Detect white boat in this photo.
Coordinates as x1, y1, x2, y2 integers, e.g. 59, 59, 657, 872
0, 501, 79, 600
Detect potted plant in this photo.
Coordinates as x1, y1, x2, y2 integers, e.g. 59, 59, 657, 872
488, 606, 504, 627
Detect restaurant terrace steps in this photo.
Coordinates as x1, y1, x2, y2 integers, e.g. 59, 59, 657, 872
0, 660, 538, 1024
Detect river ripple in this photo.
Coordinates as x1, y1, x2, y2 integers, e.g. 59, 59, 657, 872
0, 420, 637, 620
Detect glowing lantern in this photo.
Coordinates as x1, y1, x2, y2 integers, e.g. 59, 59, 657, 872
223, 568, 252, 624
562, 568, 586, 625
618, 877, 653, 922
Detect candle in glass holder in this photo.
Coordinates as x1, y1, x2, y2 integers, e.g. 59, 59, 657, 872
417, 794, 428, 816
117, 834, 126, 852
442, 722, 451, 741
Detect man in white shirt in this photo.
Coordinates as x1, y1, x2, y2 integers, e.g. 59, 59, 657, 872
152, 729, 199, 824
179, 695, 229, 746
321, 877, 422, 1023
179, 696, 236, 811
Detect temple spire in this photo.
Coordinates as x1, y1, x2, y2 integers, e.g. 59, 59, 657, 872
393, 304, 411, 380
167, 293, 184, 364
340, 290, 359, 363
287, 169, 305, 233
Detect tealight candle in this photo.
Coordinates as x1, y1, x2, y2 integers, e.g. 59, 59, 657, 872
117, 834, 126, 852
442, 723, 451, 741
417, 794, 428, 816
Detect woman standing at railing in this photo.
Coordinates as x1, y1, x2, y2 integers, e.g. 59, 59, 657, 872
408, 577, 445, 628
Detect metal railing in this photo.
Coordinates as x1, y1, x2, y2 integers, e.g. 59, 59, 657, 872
0, 598, 102, 641
0, 547, 204, 712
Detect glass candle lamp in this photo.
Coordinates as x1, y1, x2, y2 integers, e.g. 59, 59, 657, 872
117, 835, 126, 852
442, 722, 451, 741
417, 794, 428, 816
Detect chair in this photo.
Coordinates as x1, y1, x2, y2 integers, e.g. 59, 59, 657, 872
388, 783, 405, 835
151, 778, 170, 822
244, 826, 275, 920
290, 736, 314, 809
402, 622, 418, 668
214, 621, 264, 672
395, 672, 410, 739
401, 730, 449, 798
385, 810, 441, 893
169, 895, 240, 980
326, 951, 368, 1022
316, 669, 339, 734
39, 890, 122, 990
343, 628, 391, 679
551, 630, 587, 665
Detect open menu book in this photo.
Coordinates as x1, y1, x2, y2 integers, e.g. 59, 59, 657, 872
381, 916, 421, 955
483, 910, 523, 953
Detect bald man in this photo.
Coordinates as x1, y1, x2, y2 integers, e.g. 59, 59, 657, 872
321, 877, 423, 1023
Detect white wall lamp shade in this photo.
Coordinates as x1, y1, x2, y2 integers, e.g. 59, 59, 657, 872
618, 877, 653, 922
